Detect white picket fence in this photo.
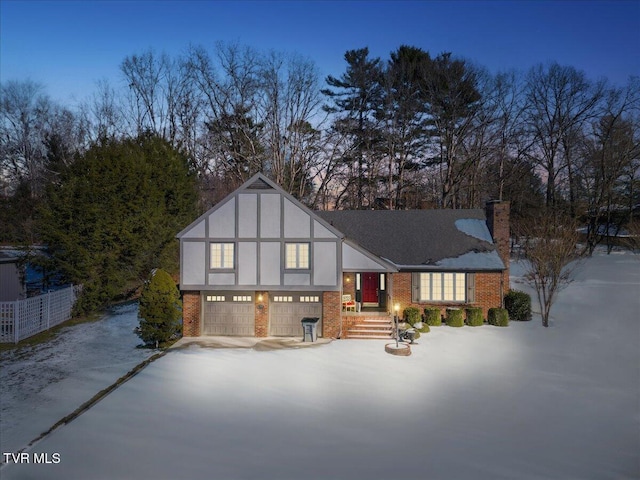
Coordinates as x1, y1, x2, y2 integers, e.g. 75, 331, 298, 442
0, 286, 79, 343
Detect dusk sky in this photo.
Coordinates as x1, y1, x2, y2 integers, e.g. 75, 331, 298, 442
1, 0, 639, 106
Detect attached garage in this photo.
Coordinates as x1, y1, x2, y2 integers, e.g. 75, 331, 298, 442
269, 293, 322, 337
202, 292, 255, 336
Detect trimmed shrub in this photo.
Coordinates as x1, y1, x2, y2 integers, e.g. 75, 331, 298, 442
488, 308, 509, 327
465, 307, 484, 326
424, 307, 442, 326
403, 307, 421, 326
136, 269, 182, 348
445, 308, 464, 327
505, 290, 532, 321
413, 321, 430, 333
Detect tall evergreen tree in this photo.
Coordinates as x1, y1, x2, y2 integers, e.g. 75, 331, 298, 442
423, 53, 483, 208
38, 133, 198, 313
322, 48, 384, 208
380, 45, 431, 209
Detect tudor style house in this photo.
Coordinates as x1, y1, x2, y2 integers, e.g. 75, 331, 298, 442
178, 173, 509, 339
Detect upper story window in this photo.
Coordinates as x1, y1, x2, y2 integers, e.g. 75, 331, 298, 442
285, 243, 309, 270
417, 272, 466, 302
210, 243, 234, 269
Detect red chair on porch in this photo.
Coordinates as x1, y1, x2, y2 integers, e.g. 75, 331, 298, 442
342, 294, 356, 312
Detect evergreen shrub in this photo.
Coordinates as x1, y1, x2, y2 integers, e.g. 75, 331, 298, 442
446, 308, 464, 327
488, 308, 509, 327
504, 290, 532, 321
413, 321, 430, 333
136, 269, 182, 348
403, 307, 421, 326
465, 307, 484, 326
424, 307, 442, 326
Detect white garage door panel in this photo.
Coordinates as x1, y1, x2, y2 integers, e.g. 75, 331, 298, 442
203, 298, 255, 336
270, 295, 322, 337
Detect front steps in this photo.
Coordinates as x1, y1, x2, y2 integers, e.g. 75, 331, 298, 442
344, 316, 394, 339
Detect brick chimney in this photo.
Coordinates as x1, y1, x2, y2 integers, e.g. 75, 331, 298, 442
485, 200, 510, 293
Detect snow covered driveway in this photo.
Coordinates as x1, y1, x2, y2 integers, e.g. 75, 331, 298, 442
2, 252, 639, 479
0, 302, 155, 456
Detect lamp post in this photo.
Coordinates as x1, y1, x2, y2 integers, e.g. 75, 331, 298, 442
394, 303, 400, 347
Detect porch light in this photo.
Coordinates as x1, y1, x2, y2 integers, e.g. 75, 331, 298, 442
258, 294, 263, 302
394, 304, 400, 347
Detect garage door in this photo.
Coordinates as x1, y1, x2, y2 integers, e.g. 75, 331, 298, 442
202, 292, 255, 336
270, 293, 322, 337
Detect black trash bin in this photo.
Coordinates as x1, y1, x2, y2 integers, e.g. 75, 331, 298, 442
301, 317, 319, 342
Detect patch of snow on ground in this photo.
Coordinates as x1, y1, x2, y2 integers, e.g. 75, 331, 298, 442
1, 252, 639, 479
0, 302, 154, 455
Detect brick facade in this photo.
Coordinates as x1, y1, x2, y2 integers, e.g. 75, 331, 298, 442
322, 291, 342, 338
182, 291, 201, 336
342, 273, 356, 300
486, 200, 510, 291
390, 271, 504, 321
255, 291, 269, 337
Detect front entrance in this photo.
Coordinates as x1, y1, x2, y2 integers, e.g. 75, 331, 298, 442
362, 272, 380, 306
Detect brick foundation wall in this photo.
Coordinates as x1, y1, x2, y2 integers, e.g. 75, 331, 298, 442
182, 291, 201, 336
390, 271, 504, 321
323, 291, 342, 338
255, 291, 269, 337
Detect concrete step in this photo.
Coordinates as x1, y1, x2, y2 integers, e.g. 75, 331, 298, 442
347, 334, 393, 339
345, 315, 394, 339
348, 328, 393, 334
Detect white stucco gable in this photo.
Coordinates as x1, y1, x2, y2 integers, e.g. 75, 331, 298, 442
177, 173, 345, 291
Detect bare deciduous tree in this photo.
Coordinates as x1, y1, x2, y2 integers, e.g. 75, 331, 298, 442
523, 63, 604, 210
521, 212, 581, 327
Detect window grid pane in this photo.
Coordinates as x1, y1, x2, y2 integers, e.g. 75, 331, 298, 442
223, 244, 234, 268
443, 273, 454, 301
210, 243, 234, 269
285, 243, 309, 269
420, 273, 431, 301
432, 274, 442, 300
455, 274, 466, 301
285, 244, 296, 269
298, 243, 309, 269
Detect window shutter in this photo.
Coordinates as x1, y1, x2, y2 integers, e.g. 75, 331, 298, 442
466, 273, 475, 303
412, 272, 420, 302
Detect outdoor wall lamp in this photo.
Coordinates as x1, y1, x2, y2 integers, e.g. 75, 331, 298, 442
257, 294, 265, 311
394, 304, 400, 347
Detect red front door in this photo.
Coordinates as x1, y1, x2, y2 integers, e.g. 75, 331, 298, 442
362, 273, 379, 304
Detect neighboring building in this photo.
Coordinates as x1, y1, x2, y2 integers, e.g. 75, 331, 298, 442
0, 252, 26, 301
178, 174, 510, 339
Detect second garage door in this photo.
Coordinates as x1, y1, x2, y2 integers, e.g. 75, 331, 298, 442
202, 292, 255, 336
270, 293, 322, 337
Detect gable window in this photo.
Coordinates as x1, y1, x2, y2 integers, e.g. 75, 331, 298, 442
285, 243, 309, 269
416, 272, 467, 302
210, 243, 234, 269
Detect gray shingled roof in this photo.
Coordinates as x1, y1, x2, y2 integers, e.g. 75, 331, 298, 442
316, 209, 504, 270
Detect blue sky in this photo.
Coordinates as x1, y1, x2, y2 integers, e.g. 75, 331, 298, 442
1, 0, 639, 105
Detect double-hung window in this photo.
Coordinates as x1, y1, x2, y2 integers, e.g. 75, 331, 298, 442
415, 272, 469, 302
285, 243, 309, 270
210, 243, 234, 269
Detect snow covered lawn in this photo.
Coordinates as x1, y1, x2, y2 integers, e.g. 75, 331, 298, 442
0, 302, 155, 456
2, 251, 639, 479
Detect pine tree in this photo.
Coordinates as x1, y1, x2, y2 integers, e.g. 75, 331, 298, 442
136, 269, 182, 348
38, 133, 198, 313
